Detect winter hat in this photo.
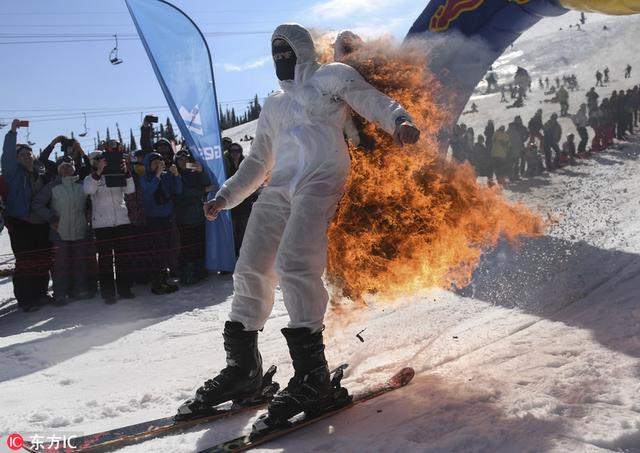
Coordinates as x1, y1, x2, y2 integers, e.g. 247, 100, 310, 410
16, 144, 32, 155
148, 152, 164, 165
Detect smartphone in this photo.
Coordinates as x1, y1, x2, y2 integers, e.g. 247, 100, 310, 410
17, 120, 29, 128
186, 162, 197, 170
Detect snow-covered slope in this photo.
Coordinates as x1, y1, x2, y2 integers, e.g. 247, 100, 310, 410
1, 14, 640, 453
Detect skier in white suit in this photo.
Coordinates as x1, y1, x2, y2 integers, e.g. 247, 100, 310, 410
183, 23, 420, 421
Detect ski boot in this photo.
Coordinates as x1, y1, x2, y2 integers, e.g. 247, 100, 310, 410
175, 321, 279, 421
250, 327, 351, 436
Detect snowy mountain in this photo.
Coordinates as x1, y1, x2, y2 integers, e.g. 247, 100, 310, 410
1, 14, 640, 453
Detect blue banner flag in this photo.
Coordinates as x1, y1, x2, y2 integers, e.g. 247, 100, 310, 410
126, 0, 235, 272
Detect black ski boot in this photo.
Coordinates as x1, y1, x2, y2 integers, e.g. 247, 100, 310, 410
175, 321, 276, 421
266, 327, 348, 422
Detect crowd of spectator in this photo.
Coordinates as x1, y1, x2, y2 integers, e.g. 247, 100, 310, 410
451, 84, 640, 187
1, 115, 255, 312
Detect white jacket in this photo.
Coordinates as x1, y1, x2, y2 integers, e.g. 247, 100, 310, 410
83, 173, 135, 229
216, 23, 411, 209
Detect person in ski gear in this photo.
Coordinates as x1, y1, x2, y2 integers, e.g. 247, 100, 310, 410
596, 70, 604, 87
604, 67, 610, 83
195, 23, 419, 422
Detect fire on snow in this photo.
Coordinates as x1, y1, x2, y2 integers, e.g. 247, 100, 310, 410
313, 35, 545, 307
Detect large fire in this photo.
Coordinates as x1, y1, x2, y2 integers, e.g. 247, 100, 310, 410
314, 35, 545, 307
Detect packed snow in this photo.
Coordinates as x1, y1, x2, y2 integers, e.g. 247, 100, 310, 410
1, 13, 640, 453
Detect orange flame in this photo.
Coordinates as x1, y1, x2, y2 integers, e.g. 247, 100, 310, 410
316, 36, 544, 307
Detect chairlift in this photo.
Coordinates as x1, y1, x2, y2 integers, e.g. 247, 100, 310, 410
26, 127, 35, 146
78, 112, 88, 137
109, 34, 123, 65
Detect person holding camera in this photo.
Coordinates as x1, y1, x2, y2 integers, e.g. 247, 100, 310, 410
140, 114, 174, 162
84, 150, 136, 304
174, 147, 214, 284
141, 152, 183, 294
32, 157, 92, 304
2, 120, 53, 311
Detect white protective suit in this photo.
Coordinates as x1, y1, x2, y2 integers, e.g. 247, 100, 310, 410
216, 24, 412, 331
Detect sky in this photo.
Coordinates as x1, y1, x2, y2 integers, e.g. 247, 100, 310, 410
0, 0, 608, 157
0, 0, 426, 155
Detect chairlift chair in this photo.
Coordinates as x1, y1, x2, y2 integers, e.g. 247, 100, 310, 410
109, 35, 123, 65
78, 113, 88, 137
26, 127, 35, 146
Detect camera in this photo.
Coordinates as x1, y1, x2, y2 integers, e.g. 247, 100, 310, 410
60, 137, 76, 153
145, 115, 159, 123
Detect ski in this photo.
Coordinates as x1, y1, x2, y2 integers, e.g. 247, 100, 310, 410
197, 366, 415, 453
21, 366, 281, 453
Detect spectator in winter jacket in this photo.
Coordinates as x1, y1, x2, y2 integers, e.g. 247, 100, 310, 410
472, 135, 493, 186
561, 134, 577, 165
572, 103, 590, 154
175, 148, 214, 284
543, 113, 562, 170
491, 126, 511, 186
224, 143, 260, 256
141, 152, 183, 294
484, 120, 495, 154
556, 86, 570, 117
507, 116, 529, 180
449, 124, 467, 163
528, 109, 544, 145
586, 87, 599, 113
32, 157, 92, 304
1, 121, 52, 311
84, 151, 136, 304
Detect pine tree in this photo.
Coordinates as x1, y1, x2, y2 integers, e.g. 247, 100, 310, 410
129, 128, 138, 151
96, 131, 101, 145
106, 127, 111, 141
165, 117, 176, 142
116, 123, 123, 144
159, 123, 165, 138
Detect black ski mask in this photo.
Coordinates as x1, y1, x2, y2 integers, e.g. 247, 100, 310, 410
272, 39, 297, 81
